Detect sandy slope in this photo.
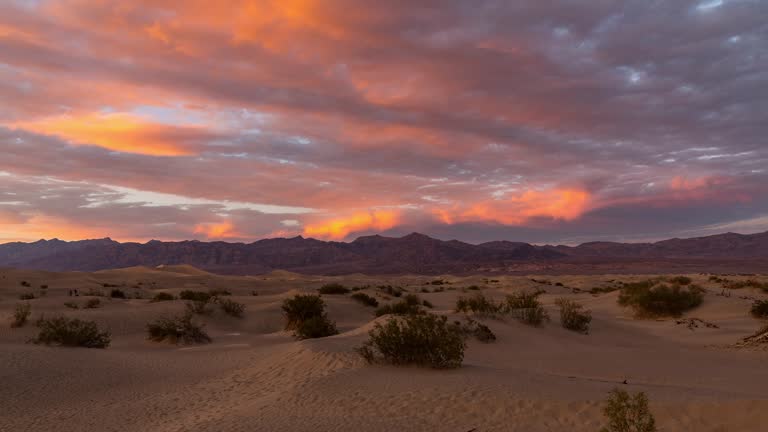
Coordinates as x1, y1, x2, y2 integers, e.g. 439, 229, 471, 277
1, 268, 767, 432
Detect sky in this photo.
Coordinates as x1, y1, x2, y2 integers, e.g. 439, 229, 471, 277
1, 0, 767, 245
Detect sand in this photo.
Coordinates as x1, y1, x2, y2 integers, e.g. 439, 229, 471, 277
1, 267, 767, 431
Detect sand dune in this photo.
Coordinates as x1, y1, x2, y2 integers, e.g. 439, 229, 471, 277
1, 269, 767, 431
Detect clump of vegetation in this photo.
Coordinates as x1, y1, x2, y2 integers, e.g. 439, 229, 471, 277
208, 288, 231, 296
358, 314, 465, 369
466, 285, 481, 291
375, 294, 425, 317
422, 299, 434, 308
351, 292, 379, 307
147, 312, 211, 344
453, 318, 497, 343
179, 290, 212, 302
590, 286, 619, 295
618, 280, 704, 317
64, 301, 79, 309
20, 280, 31, 287
750, 300, 768, 319
10, 303, 31, 328
318, 283, 350, 295
19, 293, 35, 300
110, 289, 127, 299
32, 317, 111, 348
378, 285, 404, 297
668, 276, 692, 285
218, 298, 246, 318
455, 293, 504, 317
555, 298, 592, 334
506, 291, 549, 326
84, 298, 102, 309
185, 299, 213, 315
600, 388, 657, 432
83, 288, 104, 297
151, 292, 176, 302
282, 294, 338, 339
40, 284, 48, 289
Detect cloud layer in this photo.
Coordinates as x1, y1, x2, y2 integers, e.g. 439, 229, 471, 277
1, 0, 767, 243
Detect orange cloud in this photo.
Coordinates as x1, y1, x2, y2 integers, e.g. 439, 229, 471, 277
193, 221, 240, 239
433, 188, 592, 226
669, 176, 713, 191
12, 112, 199, 156
303, 210, 399, 240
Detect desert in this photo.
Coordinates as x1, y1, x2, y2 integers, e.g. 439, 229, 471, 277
2, 265, 767, 431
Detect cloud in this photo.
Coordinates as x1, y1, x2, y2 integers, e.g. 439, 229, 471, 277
0, 0, 767, 243
303, 210, 400, 240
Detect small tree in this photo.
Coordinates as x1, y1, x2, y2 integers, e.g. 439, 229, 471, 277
600, 389, 657, 432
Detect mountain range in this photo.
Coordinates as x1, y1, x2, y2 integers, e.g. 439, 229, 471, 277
1, 231, 767, 275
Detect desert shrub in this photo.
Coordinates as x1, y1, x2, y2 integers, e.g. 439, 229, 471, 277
40, 284, 48, 289
84, 298, 102, 309
218, 298, 246, 318
208, 288, 231, 296
453, 318, 497, 343
668, 276, 692, 285
185, 299, 213, 315
282, 294, 338, 339
33, 317, 111, 348
375, 295, 425, 317
110, 289, 127, 299
282, 295, 326, 329
358, 314, 465, 368
618, 281, 704, 317
378, 285, 403, 297
466, 285, 481, 291
151, 292, 176, 302
455, 293, 504, 317
590, 286, 618, 294
10, 303, 31, 328
179, 290, 212, 302
147, 312, 211, 344
555, 298, 592, 334
20, 281, 31, 287
19, 292, 35, 300
351, 292, 379, 307
600, 388, 657, 432
64, 301, 79, 309
294, 315, 338, 339
506, 291, 549, 326
102, 283, 120, 288
430, 279, 446, 286
751, 300, 768, 319
422, 299, 434, 308
318, 283, 350, 295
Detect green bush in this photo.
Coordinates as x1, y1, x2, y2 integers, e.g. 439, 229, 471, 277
282, 294, 338, 339
668, 276, 692, 285
84, 298, 102, 309
375, 295, 425, 317
600, 388, 657, 432
618, 281, 704, 317
455, 293, 504, 317
294, 315, 338, 339
318, 283, 350, 295
555, 298, 592, 334
147, 312, 211, 344
179, 290, 212, 302
751, 300, 768, 319
358, 314, 465, 368
506, 291, 549, 326
151, 292, 176, 302
110, 289, 127, 299
19, 293, 35, 300
10, 303, 31, 328
33, 317, 111, 348
218, 298, 245, 318
351, 292, 379, 307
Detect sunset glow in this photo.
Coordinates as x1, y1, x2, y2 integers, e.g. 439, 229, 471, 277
0, 1, 766, 243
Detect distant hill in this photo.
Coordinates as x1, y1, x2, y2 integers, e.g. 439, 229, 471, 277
1, 231, 767, 275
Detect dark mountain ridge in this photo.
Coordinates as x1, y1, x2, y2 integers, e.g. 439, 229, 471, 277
1, 231, 767, 275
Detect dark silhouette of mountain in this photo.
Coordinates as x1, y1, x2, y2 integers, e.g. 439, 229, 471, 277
1, 231, 767, 275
